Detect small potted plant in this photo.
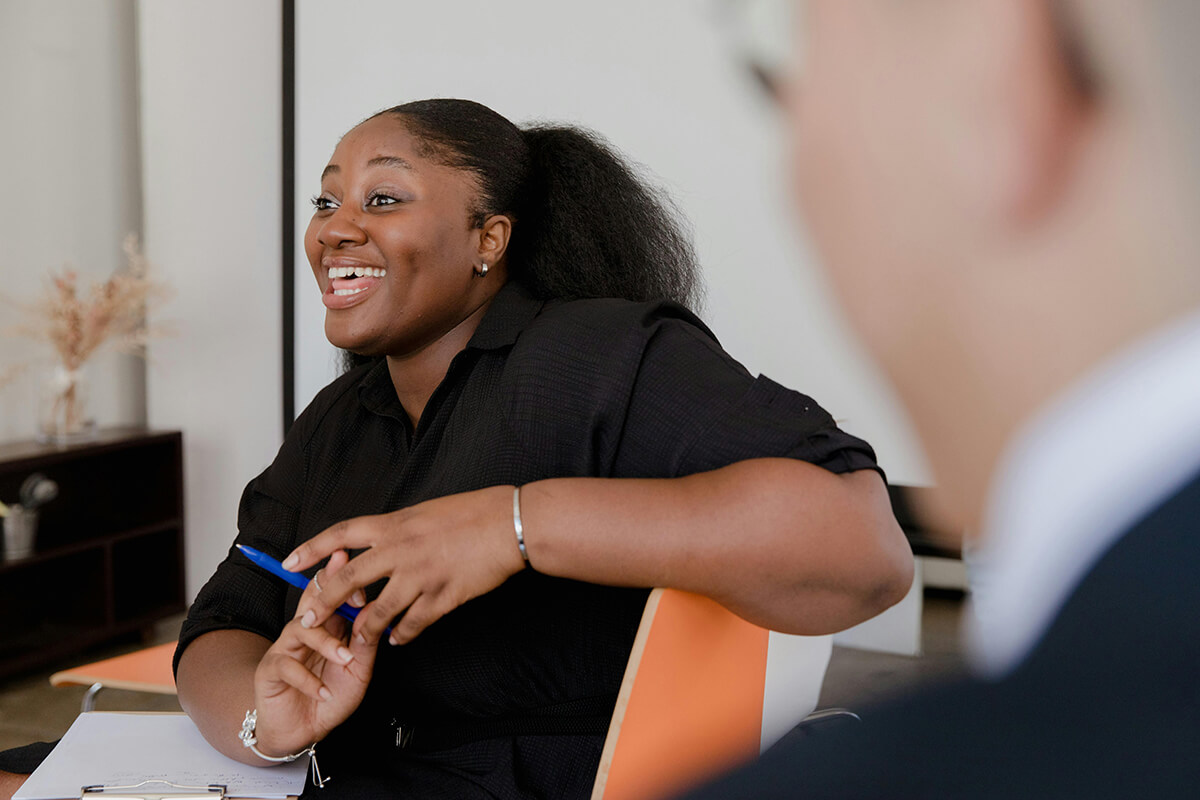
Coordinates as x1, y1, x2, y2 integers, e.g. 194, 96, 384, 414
0, 473, 58, 562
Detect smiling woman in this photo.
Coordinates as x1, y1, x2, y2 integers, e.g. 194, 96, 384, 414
304, 114, 502, 396
158, 99, 913, 798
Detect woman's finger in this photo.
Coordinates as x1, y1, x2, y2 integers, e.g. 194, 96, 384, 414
352, 576, 420, 645
322, 550, 367, 607
387, 593, 448, 646
319, 607, 351, 650
258, 651, 332, 703
323, 548, 350, 576
294, 549, 363, 623
308, 548, 348, 601
283, 516, 382, 572
303, 548, 391, 629
277, 616, 355, 668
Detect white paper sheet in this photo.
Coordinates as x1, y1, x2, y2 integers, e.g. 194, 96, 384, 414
15, 712, 309, 800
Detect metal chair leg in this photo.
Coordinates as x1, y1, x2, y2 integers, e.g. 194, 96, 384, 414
799, 707, 862, 725
81, 682, 104, 713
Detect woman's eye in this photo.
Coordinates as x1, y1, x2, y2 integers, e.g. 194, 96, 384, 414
366, 192, 401, 208
310, 195, 338, 212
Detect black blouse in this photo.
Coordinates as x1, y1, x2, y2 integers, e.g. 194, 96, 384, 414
176, 282, 881, 799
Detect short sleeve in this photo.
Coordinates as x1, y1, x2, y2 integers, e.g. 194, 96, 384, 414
613, 314, 882, 479
173, 412, 308, 674
173, 366, 377, 676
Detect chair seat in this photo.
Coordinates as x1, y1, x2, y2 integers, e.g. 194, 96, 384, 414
49, 641, 177, 700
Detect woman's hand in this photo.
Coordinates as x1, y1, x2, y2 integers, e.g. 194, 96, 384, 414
282, 484, 524, 648
251, 549, 378, 758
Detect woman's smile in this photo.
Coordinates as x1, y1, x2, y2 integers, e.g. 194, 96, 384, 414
321, 256, 388, 310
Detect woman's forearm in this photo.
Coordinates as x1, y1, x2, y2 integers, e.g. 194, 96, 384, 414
521, 459, 914, 634
286, 459, 914, 645
175, 629, 273, 765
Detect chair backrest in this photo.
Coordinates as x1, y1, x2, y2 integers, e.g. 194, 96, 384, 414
592, 589, 832, 800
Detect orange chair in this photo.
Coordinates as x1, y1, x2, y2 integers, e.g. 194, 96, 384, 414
592, 589, 838, 800
49, 641, 178, 712
48, 601, 834, 799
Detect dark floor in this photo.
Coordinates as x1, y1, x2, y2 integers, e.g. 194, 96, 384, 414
819, 590, 965, 710
0, 592, 966, 753
0, 616, 185, 752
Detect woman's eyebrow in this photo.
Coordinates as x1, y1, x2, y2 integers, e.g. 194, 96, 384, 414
367, 155, 416, 172
319, 155, 414, 183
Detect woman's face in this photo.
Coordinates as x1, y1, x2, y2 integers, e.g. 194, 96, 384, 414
304, 114, 493, 359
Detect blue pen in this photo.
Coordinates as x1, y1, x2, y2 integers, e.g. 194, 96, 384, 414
235, 544, 379, 632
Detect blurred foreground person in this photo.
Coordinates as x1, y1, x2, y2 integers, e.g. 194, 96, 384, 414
685, 0, 1200, 796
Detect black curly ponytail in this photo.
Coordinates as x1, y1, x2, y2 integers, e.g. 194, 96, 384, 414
511, 125, 701, 307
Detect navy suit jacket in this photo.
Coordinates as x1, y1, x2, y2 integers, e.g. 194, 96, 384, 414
681, 471, 1200, 798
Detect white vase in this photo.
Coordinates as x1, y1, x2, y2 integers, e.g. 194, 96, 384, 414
36, 363, 97, 444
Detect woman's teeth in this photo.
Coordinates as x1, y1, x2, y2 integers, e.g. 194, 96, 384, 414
327, 267, 386, 279
329, 266, 386, 296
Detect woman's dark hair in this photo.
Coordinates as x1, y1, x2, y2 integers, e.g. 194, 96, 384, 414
380, 98, 701, 307
341, 98, 703, 372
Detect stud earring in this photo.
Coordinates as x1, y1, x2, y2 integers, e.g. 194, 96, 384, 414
475, 262, 490, 277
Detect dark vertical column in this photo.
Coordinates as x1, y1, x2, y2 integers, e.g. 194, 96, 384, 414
281, 0, 297, 433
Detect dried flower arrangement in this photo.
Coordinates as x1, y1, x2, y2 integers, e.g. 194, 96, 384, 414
1, 234, 171, 440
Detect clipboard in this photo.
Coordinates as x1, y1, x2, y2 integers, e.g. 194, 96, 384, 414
13, 713, 308, 800
79, 780, 226, 800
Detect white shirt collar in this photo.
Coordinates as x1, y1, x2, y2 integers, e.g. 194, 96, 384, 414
966, 309, 1200, 679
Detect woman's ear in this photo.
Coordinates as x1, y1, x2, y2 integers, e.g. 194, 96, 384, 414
476, 215, 513, 267
949, 0, 1093, 231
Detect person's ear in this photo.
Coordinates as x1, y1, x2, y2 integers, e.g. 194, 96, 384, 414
476, 215, 512, 268
949, 0, 1092, 231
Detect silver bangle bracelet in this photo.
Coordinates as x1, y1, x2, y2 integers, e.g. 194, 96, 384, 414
513, 486, 530, 566
239, 709, 329, 787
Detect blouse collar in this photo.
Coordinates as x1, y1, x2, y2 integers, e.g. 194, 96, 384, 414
463, 280, 546, 351
355, 280, 546, 418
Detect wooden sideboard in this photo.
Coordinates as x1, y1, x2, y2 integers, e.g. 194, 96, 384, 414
0, 428, 184, 681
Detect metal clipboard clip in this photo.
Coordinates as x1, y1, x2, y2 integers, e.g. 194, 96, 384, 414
80, 780, 226, 799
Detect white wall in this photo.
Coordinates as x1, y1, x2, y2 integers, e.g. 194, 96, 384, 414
0, 0, 144, 442
138, 0, 283, 597
292, 0, 930, 487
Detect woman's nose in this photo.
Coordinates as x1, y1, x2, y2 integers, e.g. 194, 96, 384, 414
317, 205, 368, 248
